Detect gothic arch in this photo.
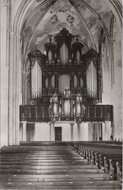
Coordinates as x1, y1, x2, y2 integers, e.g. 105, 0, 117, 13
8, 0, 122, 145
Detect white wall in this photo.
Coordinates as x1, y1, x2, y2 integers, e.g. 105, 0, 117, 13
102, 21, 122, 140
73, 123, 78, 141
102, 122, 112, 141
80, 123, 89, 141
88, 123, 93, 141
19, 121, 113, 142
35, 123, 50, 141
19, 122, 91, 142
61, 124, 71, 141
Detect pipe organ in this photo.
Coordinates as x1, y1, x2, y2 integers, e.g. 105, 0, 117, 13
21, 28, 113, 123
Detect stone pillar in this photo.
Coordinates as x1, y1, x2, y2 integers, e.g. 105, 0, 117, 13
111, 120, 114, 140
8, 26, 22, 146
15, 31, 23, 145
70, 123, 74, 141
77, 123, 80, 141
50, 122, 55, 141
0, 0, 9, 147
102, 122, 105, 141
19, 123, 23, 142
97, 122, 103, 141
22, 122, 26, 141
102, 122, 111, 141
49, 123, 51, 141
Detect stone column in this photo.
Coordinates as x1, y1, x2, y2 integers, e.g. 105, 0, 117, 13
102, 122, 105, 140
50, 122, 55, 141
22, 122, 26, 141
111, 120, 114, 140
49, 123, 51, 141
8, 30, 21, 146
0, 0, 9, 147
70, 123, 74, 141
19, 123, 23, 142
77, 123, 80, 141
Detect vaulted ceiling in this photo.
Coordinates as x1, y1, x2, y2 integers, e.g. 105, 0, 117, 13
20, 0, 122, 56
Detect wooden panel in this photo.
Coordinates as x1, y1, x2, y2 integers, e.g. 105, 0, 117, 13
20, 105, 113, 122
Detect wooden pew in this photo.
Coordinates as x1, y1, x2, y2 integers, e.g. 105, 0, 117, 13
0, 142, 122, 190
71, 142, 122, 181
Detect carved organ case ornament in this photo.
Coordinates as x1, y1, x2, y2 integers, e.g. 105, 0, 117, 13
28, 49, 45, 99
72, 35, 83, 64
28, 28, 100, 119
54, 28, 74, 64
83, 49, 99, 99
45, 35, 56, 65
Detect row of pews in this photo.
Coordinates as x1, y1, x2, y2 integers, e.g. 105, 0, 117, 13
0, 141, 122, 189
70, 141, 122, 182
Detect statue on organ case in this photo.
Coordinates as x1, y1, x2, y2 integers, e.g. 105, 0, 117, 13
64, 88, 71, 97
75, 94, 86, 117
76, 93, 82, 103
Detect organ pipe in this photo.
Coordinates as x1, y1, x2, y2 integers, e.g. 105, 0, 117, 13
60, 43, 69, 64
31, 61, 42, 99
86, 61, 97, 98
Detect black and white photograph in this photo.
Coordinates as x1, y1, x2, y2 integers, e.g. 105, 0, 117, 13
0, 0, 122, 189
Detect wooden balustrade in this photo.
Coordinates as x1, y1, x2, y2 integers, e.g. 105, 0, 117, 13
20, 105, 50, 122
20, 104, 113, 122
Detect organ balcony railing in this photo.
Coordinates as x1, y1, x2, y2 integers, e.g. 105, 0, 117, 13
20, 97, 113, 123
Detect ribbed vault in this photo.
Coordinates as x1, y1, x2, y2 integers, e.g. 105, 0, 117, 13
19, 0, 122, 57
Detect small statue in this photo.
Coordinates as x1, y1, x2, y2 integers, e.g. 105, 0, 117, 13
52, 93, 58, 102
76, 93, 82, 103
64, 88, 70, 97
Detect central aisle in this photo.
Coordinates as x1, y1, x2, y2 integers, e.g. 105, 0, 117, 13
0, 143, 121, 189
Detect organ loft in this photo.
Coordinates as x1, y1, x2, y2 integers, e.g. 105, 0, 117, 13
20, 28, 113, 142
